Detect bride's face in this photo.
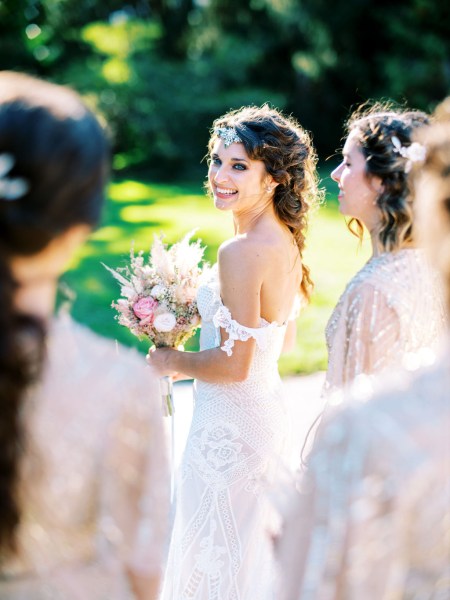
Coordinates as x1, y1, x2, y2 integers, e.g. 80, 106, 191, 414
331, 130, 383, 231
208, 138, 273, 213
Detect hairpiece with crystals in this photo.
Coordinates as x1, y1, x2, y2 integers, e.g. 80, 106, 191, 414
214, 126, 243, 148
0, 153, 29, 201
391, 136, 427, 173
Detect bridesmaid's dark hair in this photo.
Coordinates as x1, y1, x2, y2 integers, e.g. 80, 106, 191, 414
345, 102, 429, 251
209, 104, 321, 301
0, 71, 109, 558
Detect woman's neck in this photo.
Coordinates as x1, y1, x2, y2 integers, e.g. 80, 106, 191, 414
14, 279, 57, 321
370, 230, 382, 257
233, 200, 275, 235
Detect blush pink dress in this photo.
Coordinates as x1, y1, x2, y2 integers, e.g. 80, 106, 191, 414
0, 314, 170, 599
277, 352, 450, 599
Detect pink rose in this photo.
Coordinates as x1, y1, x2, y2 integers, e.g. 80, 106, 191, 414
133, 297, 158, 322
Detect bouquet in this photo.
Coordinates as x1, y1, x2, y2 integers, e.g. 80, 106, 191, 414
103, 231, 208, 416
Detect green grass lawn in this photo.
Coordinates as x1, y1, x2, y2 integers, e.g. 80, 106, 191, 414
63, 176, 371, 375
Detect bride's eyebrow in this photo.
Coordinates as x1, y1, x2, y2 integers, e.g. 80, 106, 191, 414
212, 152, 250, 163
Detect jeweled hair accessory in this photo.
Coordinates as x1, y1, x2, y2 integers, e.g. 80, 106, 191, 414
214, 126, 243, 148
0, 153, 29, 201
392, 136, 427, 173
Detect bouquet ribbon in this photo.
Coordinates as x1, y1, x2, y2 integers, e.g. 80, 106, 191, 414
160, 375, 175, 417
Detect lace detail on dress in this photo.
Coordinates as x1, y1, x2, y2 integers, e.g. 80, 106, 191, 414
213, 305, 277, 356
160, 266, 292, 599
324, 249, 446, 395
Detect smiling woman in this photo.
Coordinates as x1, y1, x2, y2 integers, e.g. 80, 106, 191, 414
147, 104, 322, 599
323, 103, 446, 397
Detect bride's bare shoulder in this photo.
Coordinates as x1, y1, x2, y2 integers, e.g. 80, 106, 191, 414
218, 235, 272, 279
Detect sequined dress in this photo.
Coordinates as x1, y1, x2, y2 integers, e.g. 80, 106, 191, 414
0, 314, 170, 600
277, 350, 450, 600
160, 266, 292, 600
324, 248, 445, 395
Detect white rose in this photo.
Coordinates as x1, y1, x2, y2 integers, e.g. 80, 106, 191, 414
151, 284, 167, 299
153, 312, 177, 332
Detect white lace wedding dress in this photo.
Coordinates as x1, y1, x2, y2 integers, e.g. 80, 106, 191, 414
160, 266, 293, 600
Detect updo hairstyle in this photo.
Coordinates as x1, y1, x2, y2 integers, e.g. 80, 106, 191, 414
346, 103, 429, 251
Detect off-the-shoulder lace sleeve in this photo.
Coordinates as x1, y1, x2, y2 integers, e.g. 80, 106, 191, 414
100, 367, 170, 577
213, 304, 276, 357
326, 284, 400, 392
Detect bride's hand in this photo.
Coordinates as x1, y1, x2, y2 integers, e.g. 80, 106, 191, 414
146, 346, 180, 378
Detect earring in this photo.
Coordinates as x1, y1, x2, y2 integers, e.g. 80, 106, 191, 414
266, 186, 272, 193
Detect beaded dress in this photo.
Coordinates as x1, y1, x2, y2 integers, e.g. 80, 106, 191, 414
324, 248, 445, 396
277, 352, 450, 600
160, 266, 293, 600
0, 314, 170, 599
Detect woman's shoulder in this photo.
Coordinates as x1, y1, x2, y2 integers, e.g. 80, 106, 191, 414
344, 251, 412, 299
218, 235, 271, 279
37, 314, 162, 432
51, 313, 152, 389
218, 228, 284, 271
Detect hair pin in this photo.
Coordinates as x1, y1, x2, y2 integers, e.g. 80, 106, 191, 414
0, 153, 29, 201
391, 137, 427, 173
214, 127, 243, 148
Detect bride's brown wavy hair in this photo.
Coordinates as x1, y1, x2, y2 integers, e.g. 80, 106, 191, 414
0, 72, 109, 558
345, 102, 429, 252
208, 104, 322, 301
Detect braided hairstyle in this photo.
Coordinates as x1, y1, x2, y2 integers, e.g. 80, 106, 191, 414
0, 71, 109, 558
209, 104, 321, 301
345, 102, 429, 250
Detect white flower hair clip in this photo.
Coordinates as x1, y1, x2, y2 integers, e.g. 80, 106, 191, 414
214, 126, 243, 148
391, 136, 427, 173
0, 153, 29, 201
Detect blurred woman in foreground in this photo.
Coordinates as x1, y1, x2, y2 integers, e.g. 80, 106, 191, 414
0, 71, 169, 599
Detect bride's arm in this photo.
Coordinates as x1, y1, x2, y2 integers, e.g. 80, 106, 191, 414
148, 240, 265, 384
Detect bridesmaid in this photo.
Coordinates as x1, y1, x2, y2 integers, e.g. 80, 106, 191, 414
276, 97, 450, 600
324, 104, 445, 397
0, 72, 169, 599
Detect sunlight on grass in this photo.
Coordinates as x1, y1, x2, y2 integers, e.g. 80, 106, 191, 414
109, 181, 156, 202
65, 179, 371, 375
278, 203, 370, 373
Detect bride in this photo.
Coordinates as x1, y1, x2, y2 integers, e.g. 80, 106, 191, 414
148, 105, 320, 599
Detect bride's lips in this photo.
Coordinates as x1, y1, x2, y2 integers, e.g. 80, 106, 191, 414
214, 185, 238, 200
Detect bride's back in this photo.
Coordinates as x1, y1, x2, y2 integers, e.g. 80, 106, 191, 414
252, 217, 303, 325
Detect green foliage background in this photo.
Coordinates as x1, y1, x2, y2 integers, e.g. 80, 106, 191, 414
1, 0, 449, 176
1, 0, 447, 372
